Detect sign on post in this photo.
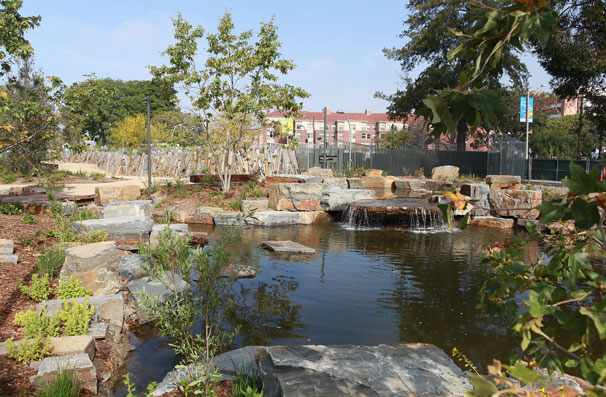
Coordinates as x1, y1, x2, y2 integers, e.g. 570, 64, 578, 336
520, 97, 534, 123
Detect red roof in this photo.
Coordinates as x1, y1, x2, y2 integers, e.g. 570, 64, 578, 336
267, 110, 417, 124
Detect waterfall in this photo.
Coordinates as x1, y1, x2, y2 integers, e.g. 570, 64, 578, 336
342, 200, 445, 231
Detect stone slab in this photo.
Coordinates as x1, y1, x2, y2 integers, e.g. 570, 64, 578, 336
127, 273, 188, 324
214, 211, 301, 226
320, 189, 375, 212
470, 216, 515, 229
101, 200, 152, 219
220, 264, 257, 278
0, 239, 14, 255
73, 216, 153, 249
150, 223, 188, 245
87, 322, 109, 340
489, 189, 542, 220
258, 344, 471, 396
95, 184, 141, 206
0, 254, 18, 264
460, 183, 490, 216
347, 178, 365, 189
119, 254, 151, 281
486, 175, 522, 190
0, 335, 95, 360
269, 183, 322, 211
303, 167, 334, 178
31, 353, 97, 395
322, 177, 348, 190
262, 241, 315, 254
393, 179, 424, 191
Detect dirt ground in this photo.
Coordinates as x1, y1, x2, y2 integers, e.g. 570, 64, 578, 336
0, 212, 57, 396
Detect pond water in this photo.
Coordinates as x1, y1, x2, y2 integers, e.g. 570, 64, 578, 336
115, 222, 526, 394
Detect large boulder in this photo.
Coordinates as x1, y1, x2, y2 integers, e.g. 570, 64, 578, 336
102, 200, 152, 219
257, 344, 471, 397
297, 211, 333, 225
303, 167, 333, 178
393, 179, 424, 191
347, 178, 365, 189
489, 189, 542, 220
424, 180, 454, 192
119, 254, 151, 281
31, 353, 97, 394
320, 189, 375, 212
269, 183, 323, 211
363, 169, 383, 177
95, 185, 141, 206
73, 216, 153, 249
460, 183, 490, 216
431, 166, 459, 181
214, 211, 301, 226
486, 175, 521, 190
60, 242, 121, 296
38, 294, 125, 329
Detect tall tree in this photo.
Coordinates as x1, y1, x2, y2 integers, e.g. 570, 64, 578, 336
0, 0, 40, 76
534, 0, 606, 157
62, 77, 177, 145
151, 12, 309, 191
377, 0, 528, 151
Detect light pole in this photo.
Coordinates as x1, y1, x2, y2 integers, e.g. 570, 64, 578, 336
144, 96, 152, 190
524, 83, 549, 181
336, 111, 352, 168
322, 107, 328, 168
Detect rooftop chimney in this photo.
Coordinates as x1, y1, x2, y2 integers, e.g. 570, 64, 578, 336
364, 109, 372, 116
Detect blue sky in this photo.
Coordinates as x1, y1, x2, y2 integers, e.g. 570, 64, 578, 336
21, 0, 551, 113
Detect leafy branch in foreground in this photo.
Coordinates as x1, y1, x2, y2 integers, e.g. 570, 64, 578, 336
441, 162, 606, 394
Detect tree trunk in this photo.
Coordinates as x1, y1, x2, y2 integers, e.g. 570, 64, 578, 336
456, 118, 467, 152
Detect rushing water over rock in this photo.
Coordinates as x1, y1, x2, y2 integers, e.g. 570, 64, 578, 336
342, 198, 444, 231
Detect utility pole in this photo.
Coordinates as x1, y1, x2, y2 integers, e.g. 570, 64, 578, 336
322, 107, 328, 168
144, 96, 152, 190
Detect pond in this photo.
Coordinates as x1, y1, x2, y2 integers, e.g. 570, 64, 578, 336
115, 222, 526, 394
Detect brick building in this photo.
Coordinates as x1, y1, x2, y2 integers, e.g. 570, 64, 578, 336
262, 109, 416, 147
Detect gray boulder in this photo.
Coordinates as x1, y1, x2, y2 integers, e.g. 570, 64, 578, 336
119, 254, 151, 281
31, 353, 97, 395
214, 211, 301, 226
127, 273, 188, 324
460, 183, 490, 216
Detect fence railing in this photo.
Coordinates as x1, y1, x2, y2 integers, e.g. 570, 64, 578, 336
530, 158, 606, 181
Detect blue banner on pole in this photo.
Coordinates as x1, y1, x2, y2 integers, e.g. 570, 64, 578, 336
520, 96, 533, 123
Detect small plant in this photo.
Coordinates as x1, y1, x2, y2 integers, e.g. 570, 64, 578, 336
90, 172, 105, 181
401, 167, 409, 176
73, 208, 99, 221
74, 170, 88, 178
0, 202, 21, 215
6, 335, 51, 363
14, 307, 61, 338
254, 189, 265, 198
232, 362, 263, 397
19, 231, 40, 248
1, 172, 17, 184
160, 209, 174, 224
18, 274, 52, 302
451, 347, 480, 376
75, 229, 108, 244
228, 200, 240, 210
122, 373, 158, 397
55, 276, 91, 299
36, 246, 66, 277
415, 167, 425, 178
36, 368, 81, 397
22, 212, 38, 224
57, 297, 95, 336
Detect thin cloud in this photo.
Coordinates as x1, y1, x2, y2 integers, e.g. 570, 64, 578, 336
56, 46, 95, 65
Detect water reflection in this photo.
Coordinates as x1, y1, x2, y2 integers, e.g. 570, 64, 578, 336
119, 222, 526, 393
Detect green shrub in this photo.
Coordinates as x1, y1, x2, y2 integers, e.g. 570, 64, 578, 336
73, 208, 99, 221
36, 246, 66, 278
55, 276, 90, 299
0, 202, 21, 215
253, 189, 265, 198
76, 229, 108, 244
90, 172, 105, 181
14, 307, 60, 338
18, 274, 52, 302
36, 368, 81, 397
1, 172, 17, 184
19, 232, 40, 247
57, 297, 94, 336
6, 336, 51, 363
22, 213, 38, 224
228, 200, 240, 210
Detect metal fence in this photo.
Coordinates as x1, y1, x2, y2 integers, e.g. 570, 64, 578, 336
530, 158, 606, 181
295, 136, 527, 178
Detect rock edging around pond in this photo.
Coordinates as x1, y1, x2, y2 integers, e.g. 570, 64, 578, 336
151, 343, 472, 396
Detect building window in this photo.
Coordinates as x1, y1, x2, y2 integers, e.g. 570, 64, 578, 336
352, 124, 357, 130
380, 124, 386, 131
338, 134, 343, 138
296, 124, 303, 130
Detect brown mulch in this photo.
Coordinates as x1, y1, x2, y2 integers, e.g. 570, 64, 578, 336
9, 175, 116, 186
0, 212, 57, 396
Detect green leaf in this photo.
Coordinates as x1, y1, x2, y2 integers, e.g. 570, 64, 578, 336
465, 375, 498, 396
537, 202, 564, 224
580, 305, 606, 339
571, 198, 600, 230
507, 362, 546, 385
460, 212, 470, 230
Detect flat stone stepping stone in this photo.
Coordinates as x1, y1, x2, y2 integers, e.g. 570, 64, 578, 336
261, 240, 315, 254
0, 239, 14, 254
